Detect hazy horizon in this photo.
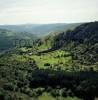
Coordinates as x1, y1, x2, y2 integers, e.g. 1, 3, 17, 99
0, 21, 97, 26
0, 0, 98, 25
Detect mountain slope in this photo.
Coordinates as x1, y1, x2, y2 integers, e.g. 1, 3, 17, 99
0, 29, 37, 51
0, 23, 81, 51
0, 22, 98, 70
0, 22, 98, 100
51, 21, 98, 67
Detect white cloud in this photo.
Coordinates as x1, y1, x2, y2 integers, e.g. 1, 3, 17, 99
0, 0, 98, 24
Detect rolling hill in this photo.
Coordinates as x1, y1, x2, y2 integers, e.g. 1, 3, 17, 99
0, 29, 37, 52
0, 21, 98, 70
0, 23, 81, 37
0, 22, 98, 100
0, 23, 81, 52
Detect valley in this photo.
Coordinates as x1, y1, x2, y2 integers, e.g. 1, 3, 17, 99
0, 22, 98, 100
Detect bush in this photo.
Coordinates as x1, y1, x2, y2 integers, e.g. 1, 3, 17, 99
50, 89, 60, 97
0, 94, 4, 100
3, 83, 14, 91
61, 88, 67, 97
44, 63, 50, 66
35, 88, 43, 96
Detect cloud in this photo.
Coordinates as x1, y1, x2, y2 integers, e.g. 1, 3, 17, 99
0, 0, 98, 24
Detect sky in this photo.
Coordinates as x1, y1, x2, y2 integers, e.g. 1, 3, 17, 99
0, 0, 98, 25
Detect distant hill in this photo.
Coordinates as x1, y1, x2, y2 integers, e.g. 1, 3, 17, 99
0, 23, 81, 52
0, 29, 36, 51
0, 23, 81, 37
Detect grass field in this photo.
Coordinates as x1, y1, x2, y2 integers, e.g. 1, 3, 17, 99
30, 50, 71, 69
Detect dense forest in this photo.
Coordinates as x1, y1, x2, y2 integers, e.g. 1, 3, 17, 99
0, 22, 98, 100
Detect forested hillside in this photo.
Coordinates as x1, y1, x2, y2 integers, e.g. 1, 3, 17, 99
0, 29, 36, 51
0, 22, 98, 100
0, 23, 80, 52
52, 22, 98, 70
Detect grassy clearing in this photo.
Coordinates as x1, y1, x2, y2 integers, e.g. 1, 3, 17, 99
0, 47, 72, 70
39, 92, 81, 100
31, 50, 71, 69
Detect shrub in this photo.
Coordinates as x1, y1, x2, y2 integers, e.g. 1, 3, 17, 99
3, 83, 14, 91
44, 63, 50, 66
